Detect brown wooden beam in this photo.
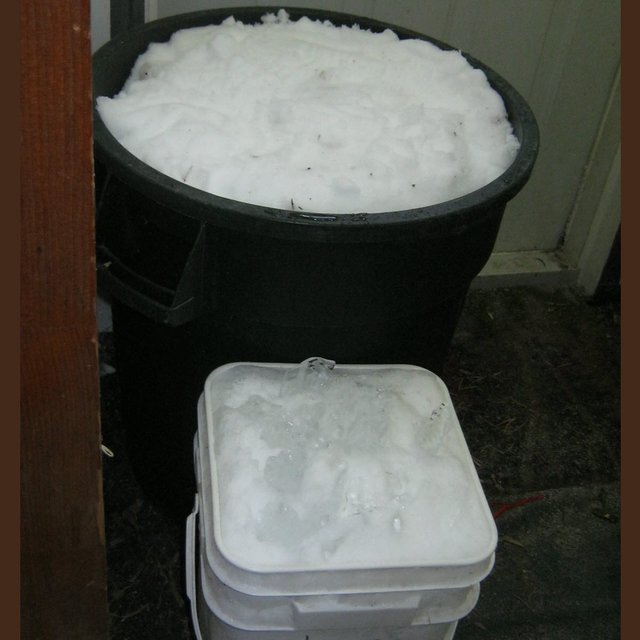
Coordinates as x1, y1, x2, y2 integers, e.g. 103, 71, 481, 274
20, 0, 109, 638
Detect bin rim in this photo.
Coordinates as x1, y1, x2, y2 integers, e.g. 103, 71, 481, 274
93, 6, 539, 242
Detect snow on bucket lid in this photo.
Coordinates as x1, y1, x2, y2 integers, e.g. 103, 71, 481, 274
200, 358, 497, 577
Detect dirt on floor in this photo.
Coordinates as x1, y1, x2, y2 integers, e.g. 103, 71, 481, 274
443, 286, 620, 497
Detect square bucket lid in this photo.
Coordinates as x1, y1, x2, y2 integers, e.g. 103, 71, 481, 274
197, 359, 497, 596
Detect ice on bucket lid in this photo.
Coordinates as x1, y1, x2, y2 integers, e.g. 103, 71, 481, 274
96, 10, 520, 214
203, 359, 497, 572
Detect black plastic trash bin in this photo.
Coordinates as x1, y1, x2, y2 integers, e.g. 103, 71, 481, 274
93, 7, 539, 520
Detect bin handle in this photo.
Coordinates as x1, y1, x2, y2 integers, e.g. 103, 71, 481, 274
96, 244, 198, 325
95, 167, 206, 326
185, 494, 204, 640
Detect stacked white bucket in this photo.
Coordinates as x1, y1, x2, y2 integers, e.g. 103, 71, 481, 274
186, 359, 498, 639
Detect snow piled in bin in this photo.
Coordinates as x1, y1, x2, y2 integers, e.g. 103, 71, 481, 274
97, 9, 520, 214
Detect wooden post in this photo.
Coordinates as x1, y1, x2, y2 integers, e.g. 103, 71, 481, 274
20, 0, 109, 638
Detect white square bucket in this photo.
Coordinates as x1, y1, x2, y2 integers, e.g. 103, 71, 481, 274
186, 360, 497, 639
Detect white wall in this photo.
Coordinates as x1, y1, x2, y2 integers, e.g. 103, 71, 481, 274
90, 0, 110, 52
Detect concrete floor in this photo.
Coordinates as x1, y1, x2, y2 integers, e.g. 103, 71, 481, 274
99, 285, 620, 639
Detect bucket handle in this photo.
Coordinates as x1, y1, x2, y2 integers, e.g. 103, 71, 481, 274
185, 494, 205, 640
